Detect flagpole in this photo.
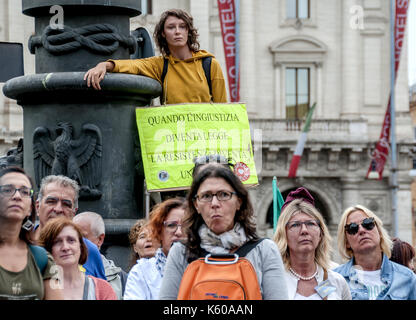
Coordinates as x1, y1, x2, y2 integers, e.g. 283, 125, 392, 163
390, 0, 398, 237
235, 0, 240, 101
273, 177, 278, 232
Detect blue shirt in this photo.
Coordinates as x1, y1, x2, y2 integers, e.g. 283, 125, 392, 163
83, 238, 106, 280
334, 254, 416, 300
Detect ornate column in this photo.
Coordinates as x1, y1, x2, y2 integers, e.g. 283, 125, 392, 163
341, 176, 361, 212
341, 0, 361, 118
2, 0, 161, 270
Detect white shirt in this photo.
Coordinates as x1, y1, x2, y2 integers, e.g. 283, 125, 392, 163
294, 292, 321, 300
353, 268, 386, 300
123, 257, 162, 300
285, 265, 352, 300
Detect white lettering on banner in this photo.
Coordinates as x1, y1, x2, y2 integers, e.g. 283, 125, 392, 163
397, 0, 408, 8
218, 0, 239, 102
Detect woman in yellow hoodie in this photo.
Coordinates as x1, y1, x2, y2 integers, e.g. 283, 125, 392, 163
84, 9, 227, 105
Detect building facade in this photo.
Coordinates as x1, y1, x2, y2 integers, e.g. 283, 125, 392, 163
0, 0, 34, 154
1, 0, 413, 263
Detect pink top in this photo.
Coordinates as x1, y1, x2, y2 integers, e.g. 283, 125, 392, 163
90, 276, 117, 300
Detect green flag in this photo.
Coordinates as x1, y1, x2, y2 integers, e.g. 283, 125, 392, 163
273, 177, 285, 231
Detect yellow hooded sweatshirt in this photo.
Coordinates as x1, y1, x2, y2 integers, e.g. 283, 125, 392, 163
108, 50, 227, 105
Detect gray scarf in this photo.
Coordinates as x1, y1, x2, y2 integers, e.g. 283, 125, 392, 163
198, 222, 248, 254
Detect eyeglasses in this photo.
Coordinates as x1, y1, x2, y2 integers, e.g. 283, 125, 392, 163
163, 221, 182, 233
0, 185, 33, 198
286, 220, 320, 232
345, 217, 376, 235
195, 190, 237, 202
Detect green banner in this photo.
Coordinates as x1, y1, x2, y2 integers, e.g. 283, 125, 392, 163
136, 103, 258, 192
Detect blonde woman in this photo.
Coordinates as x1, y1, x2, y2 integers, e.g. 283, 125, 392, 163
334, 205, 416, 300
273, 187, 350, 300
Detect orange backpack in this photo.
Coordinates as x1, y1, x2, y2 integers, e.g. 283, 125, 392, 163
177, 239, 264, 300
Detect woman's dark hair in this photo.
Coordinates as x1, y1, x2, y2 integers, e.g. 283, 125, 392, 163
184, 166, 258, 262
153, 9, 200, 56
0, 166, 36, 244
390, 237, 415, 268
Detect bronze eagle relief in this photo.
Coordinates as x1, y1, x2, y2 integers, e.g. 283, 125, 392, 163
33, 122, 102, 200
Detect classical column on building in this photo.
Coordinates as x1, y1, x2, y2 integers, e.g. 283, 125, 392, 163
341, 176, 362, 211
397, 174, 413, 244
239, 0, 256, 114
341, 0, 361, 118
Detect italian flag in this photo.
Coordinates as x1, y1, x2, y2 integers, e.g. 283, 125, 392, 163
288, 103, 316, 178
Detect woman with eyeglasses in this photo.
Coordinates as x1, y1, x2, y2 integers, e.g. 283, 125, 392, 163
334, 205, 416, 300
0, 166, 62, 300
123, 197, 186, 300
273, 187, 351, 300
159, 165, 288, 300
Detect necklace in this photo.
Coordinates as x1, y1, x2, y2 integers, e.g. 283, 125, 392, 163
289, 264, 318, 281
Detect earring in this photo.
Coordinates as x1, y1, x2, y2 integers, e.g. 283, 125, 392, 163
22, 217, 34, 231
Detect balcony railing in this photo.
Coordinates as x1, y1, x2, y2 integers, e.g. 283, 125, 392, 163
249, 118, 368, 142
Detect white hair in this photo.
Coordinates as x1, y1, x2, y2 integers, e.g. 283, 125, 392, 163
73, 211, 105, 237
38, 175, 80, 209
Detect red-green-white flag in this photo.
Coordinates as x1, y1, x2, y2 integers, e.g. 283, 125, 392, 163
288, 103, 316, 178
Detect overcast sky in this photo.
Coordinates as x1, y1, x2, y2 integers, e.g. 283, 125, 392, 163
409, 0, 415, 86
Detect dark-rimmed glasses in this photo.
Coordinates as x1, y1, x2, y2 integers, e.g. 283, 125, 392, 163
0, 185, 33, 198
195, 191, 237, 202
345, 217, 376, 235
163, 221, 182, 233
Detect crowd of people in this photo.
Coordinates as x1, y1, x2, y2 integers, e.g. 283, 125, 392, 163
2, 8, 416, 301
2, 158, 416, 300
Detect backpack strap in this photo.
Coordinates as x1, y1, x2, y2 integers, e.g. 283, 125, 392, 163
160, 58, 169, 105
201, 56, 212, 99
28, 244, 48, 275
160, 56, 213, 105
199, 238, 265, 259
234, 238, 265, 257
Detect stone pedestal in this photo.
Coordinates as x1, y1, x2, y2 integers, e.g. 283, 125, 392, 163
2, 0, 161, 270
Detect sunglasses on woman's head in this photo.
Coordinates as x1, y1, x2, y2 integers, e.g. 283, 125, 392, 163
344, 217, 376, 235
